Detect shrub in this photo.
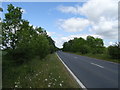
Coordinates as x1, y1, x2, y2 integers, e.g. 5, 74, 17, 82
108, 43, 120, 59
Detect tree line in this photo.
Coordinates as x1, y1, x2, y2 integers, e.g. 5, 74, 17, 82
62, 36, 120, 59
1, 4, 57, 64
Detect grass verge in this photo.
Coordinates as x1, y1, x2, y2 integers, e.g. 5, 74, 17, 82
3, 53, 80, 88
66, 52, 120, 64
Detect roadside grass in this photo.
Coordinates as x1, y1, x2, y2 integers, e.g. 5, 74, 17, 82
66, 52, 120, 64
3, 53, 80, 88
83, 53, 120, 63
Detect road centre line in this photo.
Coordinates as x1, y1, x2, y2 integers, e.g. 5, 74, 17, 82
91, 63, 104, 68
74, 56, 78, 58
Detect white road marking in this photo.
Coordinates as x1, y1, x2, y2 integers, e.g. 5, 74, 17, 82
91, 63, 104, 68
56, 53, 87, 90
74, 57, 78, 58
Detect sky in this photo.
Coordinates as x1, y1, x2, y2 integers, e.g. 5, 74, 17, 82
2, 0, 118, 48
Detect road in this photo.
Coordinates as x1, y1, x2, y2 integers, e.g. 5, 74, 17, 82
57, 51, 119, 89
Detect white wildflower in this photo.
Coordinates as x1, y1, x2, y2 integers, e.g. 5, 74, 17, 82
15, 85, 18, 88
45, 79, 48, 81
62, 81, 64, 83
30, 86, 32, 88
55, 79, 57, 81
59, 83, 62, 87
36, 74, 38, 76
59, 76, 60, 78
48, 84, 51, 87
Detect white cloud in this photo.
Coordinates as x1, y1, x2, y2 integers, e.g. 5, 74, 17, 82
109, 41, 115, 46
57, 5, 80, 15
54, 38, 64, 48
80, 0, 118, 40
46, 31, 56, 36
57, 0, 118, 40
58, 17, 90, 32
58, 0, 118, 21
91, 17, 118, 39
80, 0, 118, 22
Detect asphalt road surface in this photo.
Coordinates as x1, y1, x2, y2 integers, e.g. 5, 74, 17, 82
57, 51, 119, 89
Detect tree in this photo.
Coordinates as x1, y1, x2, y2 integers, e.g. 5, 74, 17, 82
2, 4, 56, 64
86, 36, 105, 54
108, 43, 120, 59
86, 36, 95, 48
62, 36, 105, 54
2, 4, 23, 50
46, 36, 56, 53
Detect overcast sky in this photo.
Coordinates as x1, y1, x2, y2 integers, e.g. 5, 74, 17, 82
2, 0, 118, 48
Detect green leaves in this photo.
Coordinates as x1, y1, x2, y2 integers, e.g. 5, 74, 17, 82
0, 7, 3, 12
63, 36, 105, 54
2, 4, 56, 64
108, 43, 120, 59
2, 4, 23, 50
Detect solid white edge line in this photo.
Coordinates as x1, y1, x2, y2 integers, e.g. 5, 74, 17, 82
56, 52, 87, 90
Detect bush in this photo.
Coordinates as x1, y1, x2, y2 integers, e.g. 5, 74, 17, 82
80, 45, 90, 54
108, 43, 120, 59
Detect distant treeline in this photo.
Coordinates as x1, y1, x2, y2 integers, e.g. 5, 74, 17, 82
1, 4, 57, 64
62, 36, 120, 59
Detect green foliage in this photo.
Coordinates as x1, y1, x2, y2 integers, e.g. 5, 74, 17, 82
86, 36, 104, 54
3, 54, 79, 88
46, 36, 56, 53
2, 4, 22, 50
62, 36, 105, 54
0, 7, 3, 12
2, 4, 56, 64
62, 36, 120, 61
108, 43, 120, 59
79, 45, 90, 54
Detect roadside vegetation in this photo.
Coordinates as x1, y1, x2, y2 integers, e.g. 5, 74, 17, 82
62, 36, 120, 63
1, 3, 119, 88
1, 4, 79, 88
2, 4, 57, 64
69, 52, 120, 63
3, 53, 79, 88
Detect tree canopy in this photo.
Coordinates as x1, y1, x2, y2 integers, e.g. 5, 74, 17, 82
108, 43, 120, 59
2, 4, 57, 64
63, 36, 105, 54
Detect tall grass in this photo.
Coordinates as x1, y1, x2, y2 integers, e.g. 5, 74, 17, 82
3, 53, 79, 88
